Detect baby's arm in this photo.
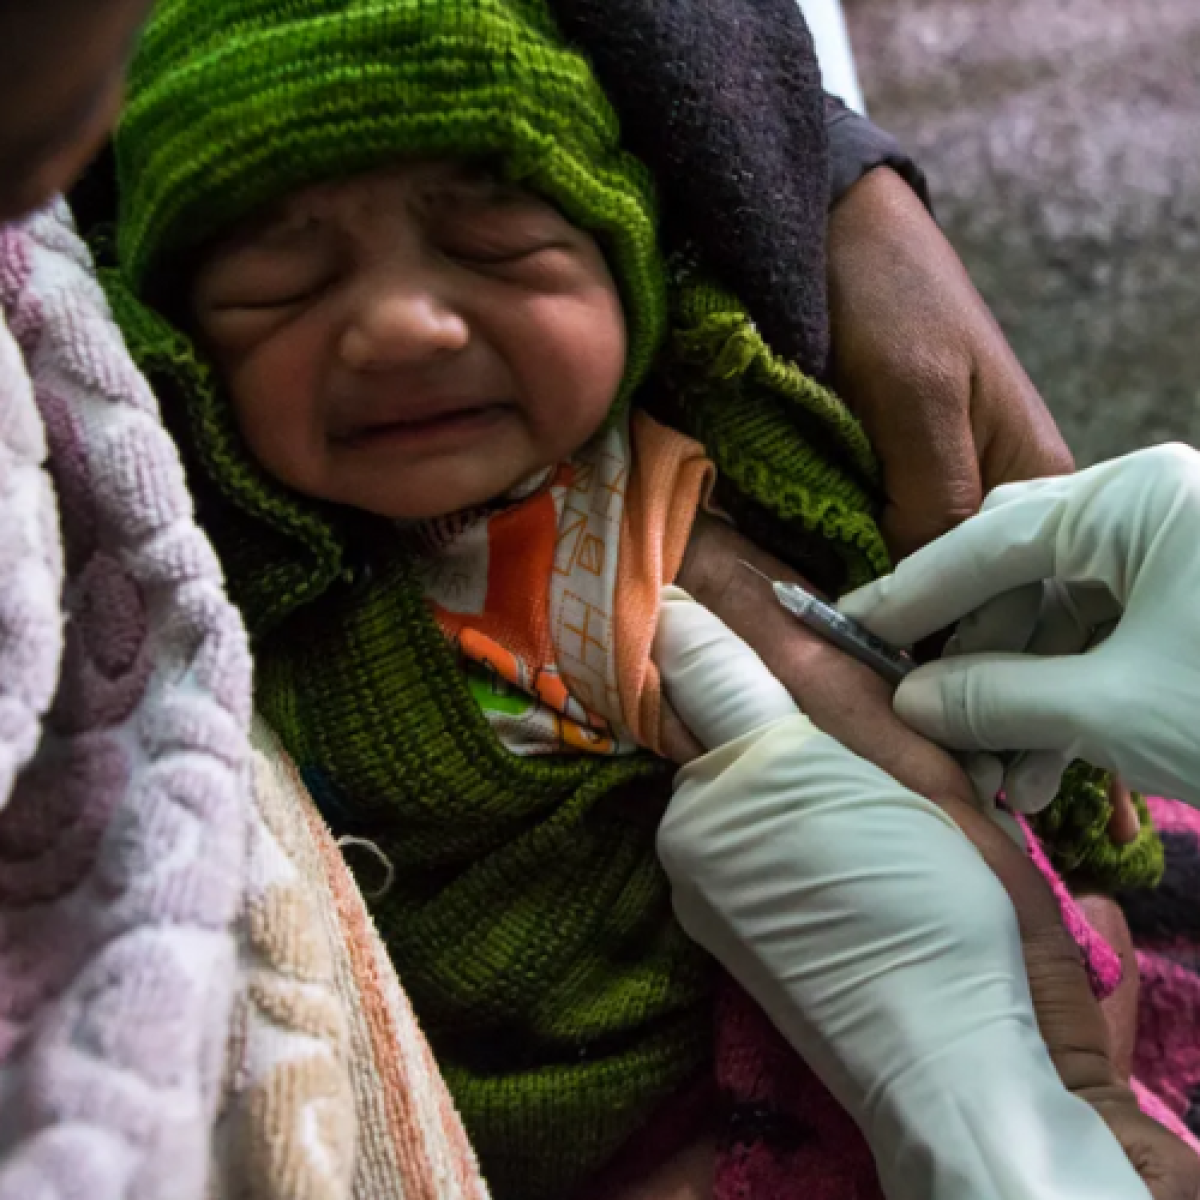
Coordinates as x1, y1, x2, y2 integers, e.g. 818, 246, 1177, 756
652, 583, 1155, 1200
674, 512, 1137, 1043
674, 511, 980, 804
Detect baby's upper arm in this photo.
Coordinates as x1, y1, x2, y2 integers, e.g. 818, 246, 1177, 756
671, 512, 977, 809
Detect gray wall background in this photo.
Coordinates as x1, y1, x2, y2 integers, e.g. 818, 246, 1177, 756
845, 0, 1200, 464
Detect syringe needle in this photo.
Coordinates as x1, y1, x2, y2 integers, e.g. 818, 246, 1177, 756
738, 559, 775, 586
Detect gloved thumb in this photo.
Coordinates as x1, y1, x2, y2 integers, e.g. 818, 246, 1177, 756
895, 652, 1091, 764
656, 586, 799, 750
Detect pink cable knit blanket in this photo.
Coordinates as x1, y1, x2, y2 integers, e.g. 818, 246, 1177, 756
0, 203, 254, 1197
0, 203, 490, 1200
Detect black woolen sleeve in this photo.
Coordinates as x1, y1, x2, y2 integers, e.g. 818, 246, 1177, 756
825, 94, 932, 212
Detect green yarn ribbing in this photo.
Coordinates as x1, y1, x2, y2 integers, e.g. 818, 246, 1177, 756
107, 257, 1166, 1200
104, 270, 349, 632
255, 550, 712, 1200
666, 277, 889, 590
1032, 763, 1164, 888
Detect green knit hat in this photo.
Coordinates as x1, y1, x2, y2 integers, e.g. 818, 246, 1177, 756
116, 0, 667, 390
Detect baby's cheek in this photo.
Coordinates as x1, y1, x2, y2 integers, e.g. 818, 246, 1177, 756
517, 288, 626, 443
225, 348, 324, 488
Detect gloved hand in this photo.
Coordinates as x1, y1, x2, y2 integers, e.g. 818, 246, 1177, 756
654, 586, 1151, 1200
839, 444, 1200, 812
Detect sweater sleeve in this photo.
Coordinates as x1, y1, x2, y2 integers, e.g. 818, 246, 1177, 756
825, 92, 932, 211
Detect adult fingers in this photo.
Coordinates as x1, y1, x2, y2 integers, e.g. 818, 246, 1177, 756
839, 486, 1065, 645
1106, 779, 1142, 847
894, 652, 1096, 759
873, 374, 983, 562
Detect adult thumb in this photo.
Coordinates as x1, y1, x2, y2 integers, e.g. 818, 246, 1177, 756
656, 586, 798, 749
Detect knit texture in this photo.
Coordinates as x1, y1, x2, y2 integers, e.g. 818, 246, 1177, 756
103, 257, 893, 1198
5, 201, 1188, 1200
1122, 797, 1200, 1147
231, 719, 493, 1200
665, 275, 886, 590
104, 0, 1161, 1194
0, 201, 491, 1200
0, 203, 253, 1200
1035, 761, 1164, 888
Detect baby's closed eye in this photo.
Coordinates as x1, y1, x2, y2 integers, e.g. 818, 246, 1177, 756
434, 209, 581, 274
197, 255, 333, 313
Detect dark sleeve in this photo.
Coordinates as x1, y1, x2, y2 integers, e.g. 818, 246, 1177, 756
825, 93, 932, 211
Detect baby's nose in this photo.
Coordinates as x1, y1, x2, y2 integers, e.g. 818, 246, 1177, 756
339, 280, 469, 371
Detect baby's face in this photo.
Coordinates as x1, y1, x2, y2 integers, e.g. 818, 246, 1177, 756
192, 161, 627, 520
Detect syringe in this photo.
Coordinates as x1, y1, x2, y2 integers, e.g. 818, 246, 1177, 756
739, 561, 914, 687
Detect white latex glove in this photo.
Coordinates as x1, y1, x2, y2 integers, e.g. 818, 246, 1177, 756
840, 444, 1200, 811
654, 587, 1149, 1200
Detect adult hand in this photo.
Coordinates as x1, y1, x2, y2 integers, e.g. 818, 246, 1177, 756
1020, 918, 1200, 1200
827, 167, 1074, 561
840, 445, 1200, 811
654, 589, 1161, 1200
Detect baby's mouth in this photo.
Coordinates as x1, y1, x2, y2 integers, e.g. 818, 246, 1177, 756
333, 403, 509, 449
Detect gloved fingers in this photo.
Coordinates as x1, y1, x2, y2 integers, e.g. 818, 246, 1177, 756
999, 583, 1115, 815
655, 585, 799, 750
946, 581, 1045, 658
1023, 579, 1092, 657
961, 750, 1004, 804
947, 578, 1111, 670
990, 803, 1029, 849
935, 584, 1068, 821
838, 488, 1064, 646
944, 580, 1103, 815
978, 470, 1071, 512
1025, 579, 1122, 657
955, 753, 1029, 845
1002, 749, 1073, 814
894, 652, 1090, 756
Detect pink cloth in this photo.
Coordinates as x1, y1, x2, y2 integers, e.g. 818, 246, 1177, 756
1126, 797, 1200, 1155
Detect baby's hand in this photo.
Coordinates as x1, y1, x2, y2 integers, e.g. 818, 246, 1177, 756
674, 512, 977, 808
